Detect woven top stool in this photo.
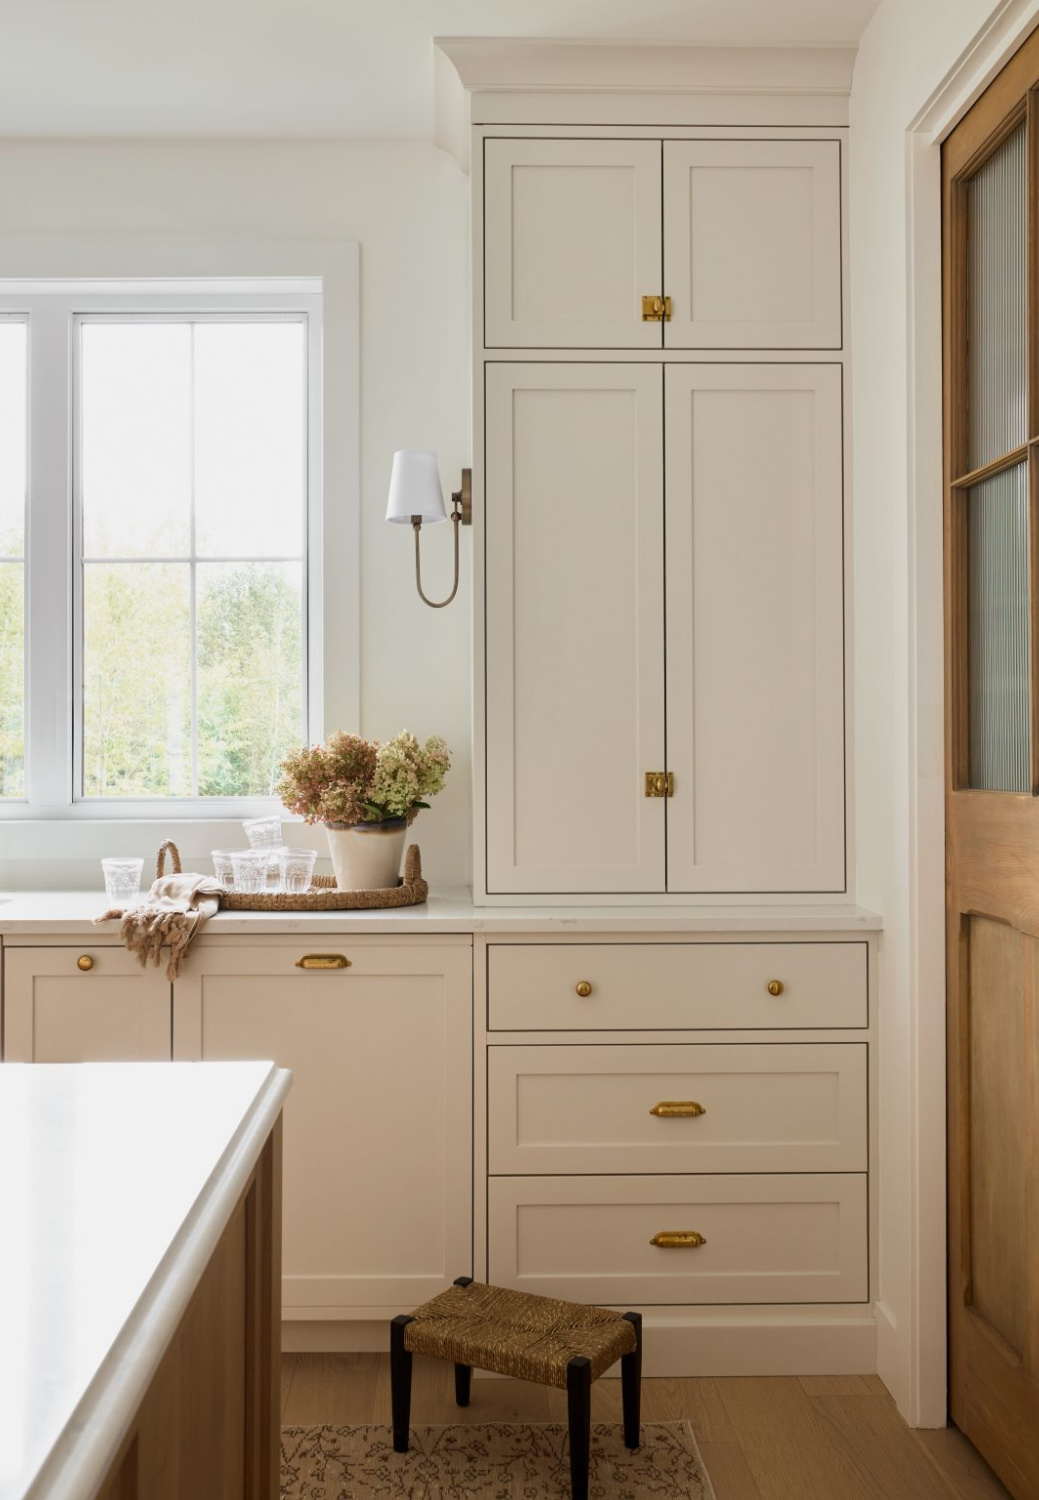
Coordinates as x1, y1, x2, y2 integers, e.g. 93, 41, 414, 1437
390, 1277, 642, 1500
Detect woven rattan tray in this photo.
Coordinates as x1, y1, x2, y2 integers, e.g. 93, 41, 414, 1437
156, 839, 430, 911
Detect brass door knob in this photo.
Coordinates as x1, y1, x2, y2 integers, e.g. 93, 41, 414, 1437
575, 981, 593, 998
766, 979, 784, 996
77, 955, 94, 971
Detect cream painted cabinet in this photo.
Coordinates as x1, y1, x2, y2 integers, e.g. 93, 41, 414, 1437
484, 362, 665, 894
664, 364, 845, 892
478, 129, 848, 901
662, 139, 842, 348
483, 138, 664, 349
2, 946, 171, 1061
173, 937, 472, 1319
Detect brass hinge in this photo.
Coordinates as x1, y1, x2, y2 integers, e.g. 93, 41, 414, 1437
645, 771, 674, 798
641, 295, 672, 323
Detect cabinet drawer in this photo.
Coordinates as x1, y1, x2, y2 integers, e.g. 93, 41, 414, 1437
488, 1043, 866, 1175
487, 943, 867, 1031
489, 1174, 867, 1305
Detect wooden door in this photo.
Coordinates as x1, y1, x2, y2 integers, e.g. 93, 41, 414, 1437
2, 946, 171, 1061
662, 139, 842, 349
943, 32, 1039, 1499
664, 363, 846, 893
483, 138, 663, 349
173, 937, 472, 1316
484, 362, 665, 894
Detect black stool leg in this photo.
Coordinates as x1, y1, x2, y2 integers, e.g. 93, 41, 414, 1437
452, 1277, 474, 1405
620, 1311, 642, 1449
390, 1314, 415, 1452
566, 1356, 592, 1500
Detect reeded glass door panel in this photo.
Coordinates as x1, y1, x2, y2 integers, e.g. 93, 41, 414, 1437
968, 122, 1027, 469
968, 462, 1030, 791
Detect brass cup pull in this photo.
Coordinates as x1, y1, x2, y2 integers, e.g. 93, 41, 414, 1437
575, 981, 593, 998
651, 1231, 707, 1249
649, 1100, 705, 1118
77, 955, 94, 972
766, 979, 784, 996
295, 954, 352, 970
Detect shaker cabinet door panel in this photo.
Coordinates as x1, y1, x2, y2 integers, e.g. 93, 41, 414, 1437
485, 363, 666, 894
172, 939, 472, 1316
484, 138, 663, 349
663, 139, 842, 349
2, 947, 172, 1062
664, 364, 846, 892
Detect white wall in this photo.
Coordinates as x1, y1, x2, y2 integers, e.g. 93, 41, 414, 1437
0, 140, 473, 888
849, 0, 1011, 1423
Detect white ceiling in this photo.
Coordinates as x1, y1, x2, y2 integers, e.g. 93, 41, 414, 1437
0, 0, 882, 139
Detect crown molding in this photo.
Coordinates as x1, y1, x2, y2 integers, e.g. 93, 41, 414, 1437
432, 37, 856, 168
434, 37, 857, 98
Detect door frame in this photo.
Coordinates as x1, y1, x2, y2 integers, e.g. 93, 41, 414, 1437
902, 0, 1039, 1429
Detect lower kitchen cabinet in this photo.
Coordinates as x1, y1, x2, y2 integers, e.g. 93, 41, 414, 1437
173, 936, 473, 1320
2, 946, 171, 1061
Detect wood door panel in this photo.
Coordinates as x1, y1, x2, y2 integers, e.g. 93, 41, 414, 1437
943, 31, 1039, 1495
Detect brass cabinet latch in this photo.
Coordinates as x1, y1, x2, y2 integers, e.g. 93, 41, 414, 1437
645, 772, 674, 798
641, 295, 672, 322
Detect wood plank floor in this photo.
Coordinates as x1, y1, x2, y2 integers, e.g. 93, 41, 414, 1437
282, 1354, 1012, 1500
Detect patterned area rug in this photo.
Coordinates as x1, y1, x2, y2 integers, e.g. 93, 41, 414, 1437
281, 1421, 716, 1499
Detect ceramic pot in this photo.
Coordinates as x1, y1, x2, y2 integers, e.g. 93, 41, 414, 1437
324, 818, 408, 891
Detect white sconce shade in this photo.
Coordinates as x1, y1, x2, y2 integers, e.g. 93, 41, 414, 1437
385, 449, 448, 525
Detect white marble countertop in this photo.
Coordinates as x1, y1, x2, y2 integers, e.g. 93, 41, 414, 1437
0, 1061, 291, 1500
0, 888, 882, 936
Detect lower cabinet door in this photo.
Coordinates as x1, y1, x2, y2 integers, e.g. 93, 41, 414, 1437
488, 1174, 867, 1305
2, 947, 172, 1062
173, 937, 473, 1317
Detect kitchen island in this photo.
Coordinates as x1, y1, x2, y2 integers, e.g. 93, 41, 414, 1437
0, 1060, 290, 1500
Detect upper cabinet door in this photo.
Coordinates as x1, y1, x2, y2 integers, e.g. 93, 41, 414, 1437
663, 140, 842, 348
485, 363, 665, 894
664, 364, 846, 893
484, 139, 663, 349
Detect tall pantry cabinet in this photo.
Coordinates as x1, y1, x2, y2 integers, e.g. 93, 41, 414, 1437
474, 131, 849, 901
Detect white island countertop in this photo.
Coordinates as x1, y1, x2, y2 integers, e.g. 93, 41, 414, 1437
0, 1061, 291, 1500
0, 889, 882, 935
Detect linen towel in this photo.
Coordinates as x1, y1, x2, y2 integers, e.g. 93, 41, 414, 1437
95, 872, 223, 980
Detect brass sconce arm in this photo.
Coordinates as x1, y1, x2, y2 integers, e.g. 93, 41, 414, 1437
412, 469, 472, 610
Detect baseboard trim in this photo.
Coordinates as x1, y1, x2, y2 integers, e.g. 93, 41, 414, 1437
282, 1309, 877, 1375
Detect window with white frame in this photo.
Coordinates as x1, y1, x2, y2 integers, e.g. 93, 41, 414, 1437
0, 281, 322, 815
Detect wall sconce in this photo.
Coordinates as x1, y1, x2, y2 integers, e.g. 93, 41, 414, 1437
385, 449, 472, 609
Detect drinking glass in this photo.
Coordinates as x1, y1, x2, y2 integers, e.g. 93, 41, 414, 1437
102, 857, 144, 904
211, 849, 236, 888
230, 848, 269, 895
243, 816, 283, 851
280, 848, 317, 895
265, 846, 289, 890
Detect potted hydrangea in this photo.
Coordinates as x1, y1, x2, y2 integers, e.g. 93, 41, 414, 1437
278, 731, 450, 890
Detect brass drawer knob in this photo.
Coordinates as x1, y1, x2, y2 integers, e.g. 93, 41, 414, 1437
650, 1100, 705, 1118
575, 980, 593, 998
766, 979, 784, 996
77, 955, 94, 972
295, 954, 352, 970
651, 1231, 707, 1249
